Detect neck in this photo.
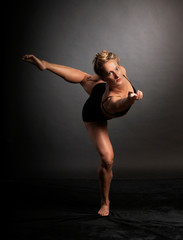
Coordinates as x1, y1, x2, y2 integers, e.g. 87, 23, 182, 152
107, 74, 130, 93
107, 81, 125, 94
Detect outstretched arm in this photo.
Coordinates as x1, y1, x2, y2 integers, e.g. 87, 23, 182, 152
22, 54, 89, 83
104, 90, 143, 114
118, 90, 143, 110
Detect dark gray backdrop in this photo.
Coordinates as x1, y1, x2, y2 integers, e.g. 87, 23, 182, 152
4, 0, 183, 179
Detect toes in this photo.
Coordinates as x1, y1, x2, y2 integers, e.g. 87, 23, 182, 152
98, 210, 109, 216
22, 54, 34, 61
102, 212, 109, 216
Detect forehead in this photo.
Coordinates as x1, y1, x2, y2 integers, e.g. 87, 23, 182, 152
103, 60, 118, 72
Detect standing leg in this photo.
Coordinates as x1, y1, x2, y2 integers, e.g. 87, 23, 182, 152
84, 121, 114, 216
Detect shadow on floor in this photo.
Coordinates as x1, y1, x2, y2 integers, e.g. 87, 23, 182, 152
3, 178, 183, 240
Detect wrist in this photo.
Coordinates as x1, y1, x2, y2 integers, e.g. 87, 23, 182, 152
126, 96, 135, 105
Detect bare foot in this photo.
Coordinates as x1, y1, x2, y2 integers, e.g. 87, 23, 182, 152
22, 54, 47, 71
98, 202, 110, 216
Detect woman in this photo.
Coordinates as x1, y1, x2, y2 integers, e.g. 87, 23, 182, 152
22, 50, 143, 216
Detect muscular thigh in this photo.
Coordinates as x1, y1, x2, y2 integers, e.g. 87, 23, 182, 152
81, 75, 104, 95
84, 121, 114, 159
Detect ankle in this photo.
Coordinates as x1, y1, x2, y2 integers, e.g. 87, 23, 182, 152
101, 199, 110, 206
42, 60, 48, 70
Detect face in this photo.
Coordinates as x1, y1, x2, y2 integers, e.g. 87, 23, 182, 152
102, 60, 123, 87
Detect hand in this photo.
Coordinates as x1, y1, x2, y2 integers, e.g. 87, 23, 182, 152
128, 90, 143, 102
22, 54, 47, 71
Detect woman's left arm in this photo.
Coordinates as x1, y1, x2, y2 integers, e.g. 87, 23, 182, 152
105, 90, 143, 114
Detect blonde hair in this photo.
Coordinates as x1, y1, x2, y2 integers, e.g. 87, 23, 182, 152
93, 50, 120, 77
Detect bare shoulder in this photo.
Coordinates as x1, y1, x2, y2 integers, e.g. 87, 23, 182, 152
103, 95, 122, 114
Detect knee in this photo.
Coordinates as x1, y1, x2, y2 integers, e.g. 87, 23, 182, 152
100, 151, 114, 170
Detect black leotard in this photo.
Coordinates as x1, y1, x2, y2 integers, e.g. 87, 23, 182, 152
82, 83, 136, 122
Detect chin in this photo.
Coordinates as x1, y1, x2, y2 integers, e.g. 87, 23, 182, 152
116, 80, 122, 85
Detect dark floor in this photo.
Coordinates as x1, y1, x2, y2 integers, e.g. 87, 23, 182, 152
3, 178, 183, 240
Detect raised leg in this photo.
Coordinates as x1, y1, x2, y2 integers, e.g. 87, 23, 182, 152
22, 54, 89, 81
84, 121, 114, 216
22, 54, 104, 95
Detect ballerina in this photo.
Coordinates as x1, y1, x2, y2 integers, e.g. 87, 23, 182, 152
22, 50, 143, 216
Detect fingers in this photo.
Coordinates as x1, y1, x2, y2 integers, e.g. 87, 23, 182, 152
128, 90, 143, 101
136, 90, 143, 100
128, 91, 137, 99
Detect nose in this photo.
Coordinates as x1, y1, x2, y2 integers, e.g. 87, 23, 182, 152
114, 71, 119, 79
